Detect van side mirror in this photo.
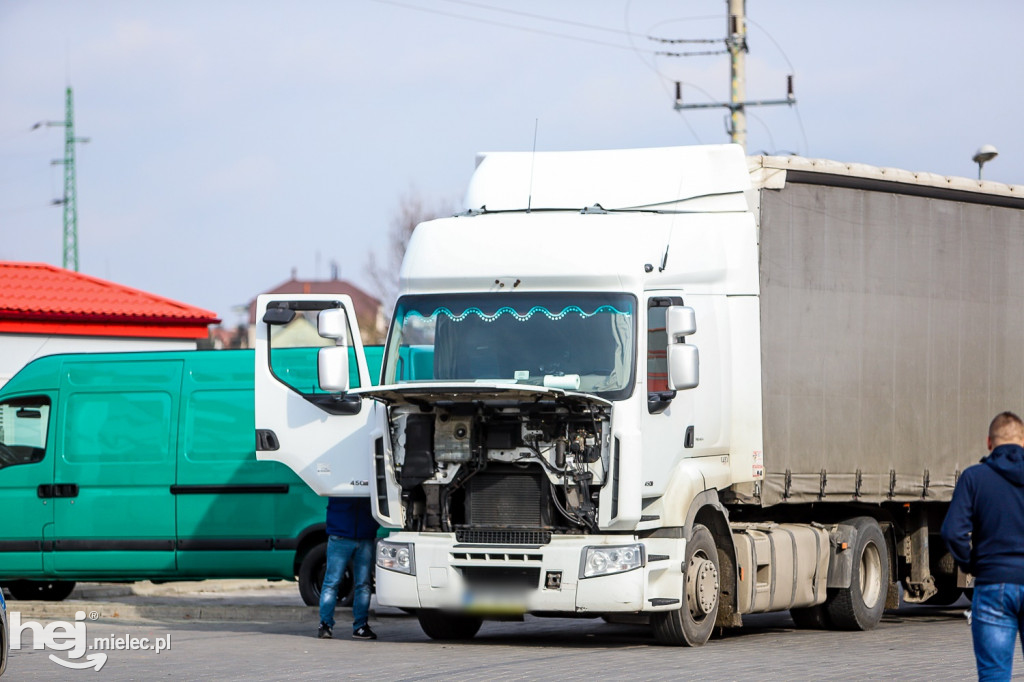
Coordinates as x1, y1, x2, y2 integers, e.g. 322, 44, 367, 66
317, 308, 349, 342
318, 347, 350, 393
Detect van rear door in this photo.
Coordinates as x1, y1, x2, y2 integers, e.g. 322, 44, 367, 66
254, 295, 400, 526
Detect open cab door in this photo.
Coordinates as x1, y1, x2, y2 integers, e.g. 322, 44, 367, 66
254, 294, 402, 526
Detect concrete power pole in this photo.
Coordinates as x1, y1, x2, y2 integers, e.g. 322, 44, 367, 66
727, 0, 748, 149
673, 0, 794, 152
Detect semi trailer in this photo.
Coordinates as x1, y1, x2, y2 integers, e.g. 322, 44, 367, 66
254, 144, 1024, 645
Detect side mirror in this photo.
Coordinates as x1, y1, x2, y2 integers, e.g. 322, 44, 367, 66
318, 308, 349, 342
666, 306, 697, 339
318, 346, 350, 393
667, 344, 699, 390
263, 307, 296, 325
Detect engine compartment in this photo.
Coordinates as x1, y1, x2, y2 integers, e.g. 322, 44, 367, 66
389, 397, 611, 535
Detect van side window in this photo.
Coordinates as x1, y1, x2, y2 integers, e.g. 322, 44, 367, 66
64, 392, 171, 463
0, 396, 50, 469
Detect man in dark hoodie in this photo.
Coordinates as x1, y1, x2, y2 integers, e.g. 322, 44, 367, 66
317, 496, 379, 641
942, 411, 1024, 681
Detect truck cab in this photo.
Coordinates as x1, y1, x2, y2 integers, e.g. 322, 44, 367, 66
255, 145, 775, 645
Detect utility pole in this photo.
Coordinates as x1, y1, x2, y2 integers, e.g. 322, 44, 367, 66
34, 87, 89, 271
672, 0, 794, 152
726, 0, 748, 149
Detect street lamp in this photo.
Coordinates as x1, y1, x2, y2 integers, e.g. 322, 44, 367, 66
972, 145, 998, 180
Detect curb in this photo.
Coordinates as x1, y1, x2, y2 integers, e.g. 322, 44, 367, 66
6, 598, 411, 622
6, 601, 410, 623
7, 601, 314, 623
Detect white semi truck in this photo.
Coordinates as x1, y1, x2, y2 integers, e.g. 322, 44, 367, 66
253, 145, 1024, 645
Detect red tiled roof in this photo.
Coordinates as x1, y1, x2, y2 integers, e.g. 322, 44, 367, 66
0, 262, 219, 339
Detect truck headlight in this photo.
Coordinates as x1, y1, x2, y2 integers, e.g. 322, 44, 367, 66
581, 544, 644, 578
377, 541, 415, 575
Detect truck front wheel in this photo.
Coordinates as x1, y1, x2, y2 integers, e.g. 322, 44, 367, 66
652, 524, 720, 646
416, 610, 483, 640
827, 516, 888, 630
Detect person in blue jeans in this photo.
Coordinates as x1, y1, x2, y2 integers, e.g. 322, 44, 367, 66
318, 496, 379, 640
942, 411, 1024, 681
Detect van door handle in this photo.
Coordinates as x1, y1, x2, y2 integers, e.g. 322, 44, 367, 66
37, 484, 79, 498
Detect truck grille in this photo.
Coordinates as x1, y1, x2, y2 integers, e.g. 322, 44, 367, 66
455, 529, 552, 545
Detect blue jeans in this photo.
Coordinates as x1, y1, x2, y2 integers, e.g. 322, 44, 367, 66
972, 583, 1024, 681
318, 535, 374, 632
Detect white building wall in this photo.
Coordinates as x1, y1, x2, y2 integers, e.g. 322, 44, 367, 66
0, 334, 197, 387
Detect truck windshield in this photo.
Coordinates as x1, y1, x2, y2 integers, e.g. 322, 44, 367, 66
384, 292, 636, 400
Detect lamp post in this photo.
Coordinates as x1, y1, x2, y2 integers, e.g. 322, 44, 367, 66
972, 145, 998, 180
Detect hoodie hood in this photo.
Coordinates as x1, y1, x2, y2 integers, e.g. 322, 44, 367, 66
983, 443, 1024, 486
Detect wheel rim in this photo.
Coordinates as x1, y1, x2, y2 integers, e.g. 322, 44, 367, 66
686, 553, 719, 619
859, 542, 882, 607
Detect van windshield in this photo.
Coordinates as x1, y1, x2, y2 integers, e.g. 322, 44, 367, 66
383, 292, 636, 400
0, 397, 49, 468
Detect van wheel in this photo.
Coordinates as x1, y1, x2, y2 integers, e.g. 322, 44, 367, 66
297, 543, 354, 607
5, 580, 76, 601
416, 610, 483, 640
827, 517, 888, 630
651, 524, 720, 646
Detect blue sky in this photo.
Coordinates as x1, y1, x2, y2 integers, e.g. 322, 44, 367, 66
2, 1, 1021, 327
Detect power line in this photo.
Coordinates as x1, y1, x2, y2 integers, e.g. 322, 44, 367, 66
370, 0, 663, 54
436, 0, 640, 38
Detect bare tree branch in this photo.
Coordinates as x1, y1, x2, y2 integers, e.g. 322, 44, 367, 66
365, 187, 454, 314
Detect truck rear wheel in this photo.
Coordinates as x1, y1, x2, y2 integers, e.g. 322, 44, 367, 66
652, 524, 720, 646
416, 610, 483, 640
827, 517, 888, 630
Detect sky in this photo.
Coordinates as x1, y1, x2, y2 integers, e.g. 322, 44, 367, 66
2, 1, 1022, 329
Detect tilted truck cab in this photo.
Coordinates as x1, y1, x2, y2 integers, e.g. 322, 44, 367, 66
256, 145, 1024, 645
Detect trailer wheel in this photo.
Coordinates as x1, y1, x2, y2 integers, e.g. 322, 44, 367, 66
827, 517, 888, 630
652, 524, 720, 646
416, 610, 483, 640
4, 579, 76, 601
297, 542, 354, 607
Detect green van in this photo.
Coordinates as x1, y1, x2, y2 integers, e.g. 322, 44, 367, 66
0, 347, 382, 604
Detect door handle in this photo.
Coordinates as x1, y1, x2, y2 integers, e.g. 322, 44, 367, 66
37, 484, 79, 498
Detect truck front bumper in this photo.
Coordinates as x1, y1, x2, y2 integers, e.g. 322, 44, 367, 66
375, 532, 686, 614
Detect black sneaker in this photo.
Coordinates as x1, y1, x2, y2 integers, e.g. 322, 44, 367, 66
317, 622, 333, 639
352, 625, 377, 640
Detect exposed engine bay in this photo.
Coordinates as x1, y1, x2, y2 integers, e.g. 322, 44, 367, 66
380, 386, 611, 536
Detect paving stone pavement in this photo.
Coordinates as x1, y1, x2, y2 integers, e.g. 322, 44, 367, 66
2, 581, 982, 680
